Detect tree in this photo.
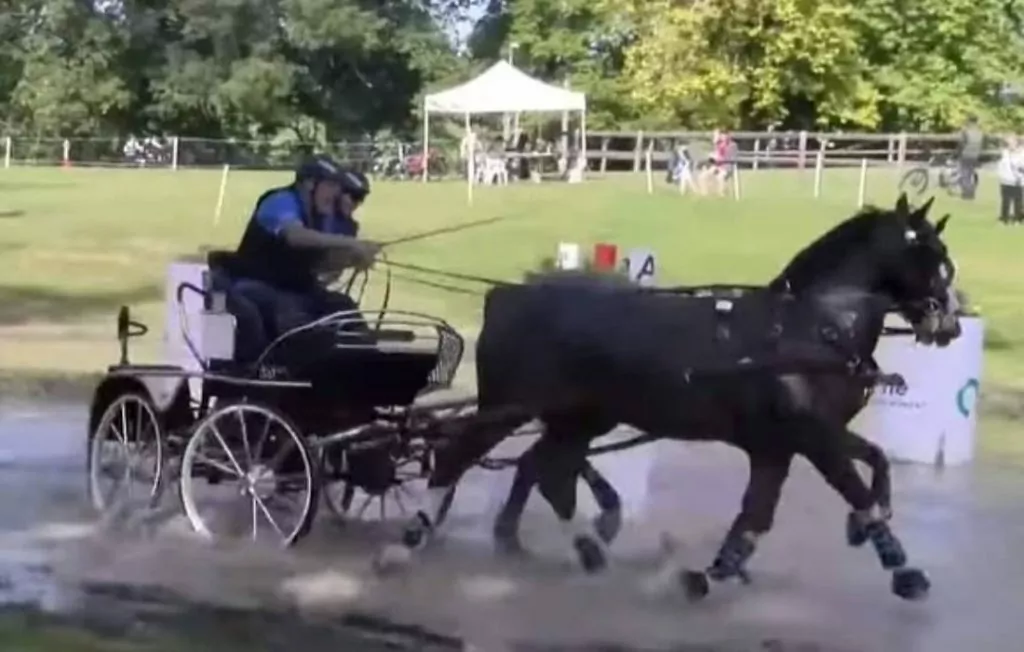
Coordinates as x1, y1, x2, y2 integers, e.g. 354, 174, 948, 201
8, 0, 130, 137
851, 0, 1024, 130
610, 0, 874, 130
465, 0, 636, 128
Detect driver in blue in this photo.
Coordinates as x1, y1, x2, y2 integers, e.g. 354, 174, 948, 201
227, 154, 380, 362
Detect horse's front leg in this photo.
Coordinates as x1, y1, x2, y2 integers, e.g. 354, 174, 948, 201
656, 448, 792, 600
794, 418, 930, 601
843, 429, 893, 547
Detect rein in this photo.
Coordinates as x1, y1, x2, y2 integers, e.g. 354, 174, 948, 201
379, 258, 921, 338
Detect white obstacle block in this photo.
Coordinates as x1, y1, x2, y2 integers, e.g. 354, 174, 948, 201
556, 242, 581, 270
621, 248, 657, 287
850, 315, 984, 466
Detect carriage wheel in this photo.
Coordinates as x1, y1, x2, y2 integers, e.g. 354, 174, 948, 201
322, 448, 425, 525
898, 167, 930, 196
87, 393, 165, 514
179, 403, 319, 547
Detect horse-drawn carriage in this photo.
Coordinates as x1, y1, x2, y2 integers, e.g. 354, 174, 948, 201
86, 250, 484, 546
86, 194, 961, 602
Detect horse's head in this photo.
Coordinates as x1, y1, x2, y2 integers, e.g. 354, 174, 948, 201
773, 193, 961, 347
870, 193, 961, 346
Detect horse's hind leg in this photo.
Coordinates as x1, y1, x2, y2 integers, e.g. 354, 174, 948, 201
582, 462, 623, 543
843, 429, 893, 547
793, 418, 930, 601
531, 418, 608, 573
494, 449, 621, 555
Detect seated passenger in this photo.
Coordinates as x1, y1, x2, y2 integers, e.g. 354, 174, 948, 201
225, 155, 380, 362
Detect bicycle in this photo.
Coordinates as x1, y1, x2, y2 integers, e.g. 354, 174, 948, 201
898, 155, 977, 197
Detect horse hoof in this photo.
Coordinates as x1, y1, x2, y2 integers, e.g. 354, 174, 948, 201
372, 544, 412, 576
573, 536, 607, 574
891, 567, 930, 601
846, 512, 868, 547
594, 509, 622, 544
679, 570, 710, 601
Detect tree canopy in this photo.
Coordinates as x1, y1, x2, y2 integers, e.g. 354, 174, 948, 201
0, 0, 1021, 140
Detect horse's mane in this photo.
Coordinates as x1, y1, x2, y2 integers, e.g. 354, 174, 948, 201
771, 206, 894, 291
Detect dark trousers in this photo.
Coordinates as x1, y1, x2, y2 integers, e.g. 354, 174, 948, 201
959, 160, 979, 200
1000, 184, 1023, 223
229, 279, 362, 363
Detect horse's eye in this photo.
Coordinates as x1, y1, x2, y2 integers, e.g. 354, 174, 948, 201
904, 229, 918, 243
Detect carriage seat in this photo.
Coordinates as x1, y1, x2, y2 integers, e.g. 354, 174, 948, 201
204, 249, 273, 367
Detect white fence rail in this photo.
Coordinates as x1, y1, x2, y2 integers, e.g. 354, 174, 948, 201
0, 131, 990, 177
0, 136, 448, 171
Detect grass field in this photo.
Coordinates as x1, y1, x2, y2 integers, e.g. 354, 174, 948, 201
0, 164, 1021, 454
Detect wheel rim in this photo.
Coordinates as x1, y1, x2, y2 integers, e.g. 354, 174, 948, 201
180, 404, 315, 547
88, 394, 163, 513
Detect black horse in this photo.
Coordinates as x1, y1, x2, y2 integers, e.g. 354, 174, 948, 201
378, 194, 961, 601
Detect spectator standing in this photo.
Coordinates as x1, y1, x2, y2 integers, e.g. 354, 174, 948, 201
956, 115, 984, 200
997, 135, 1024, 224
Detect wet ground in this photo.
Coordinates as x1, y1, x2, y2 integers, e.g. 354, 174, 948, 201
0, 400, 1022, 651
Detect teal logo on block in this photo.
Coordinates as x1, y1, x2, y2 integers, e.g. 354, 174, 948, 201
956, 378, 980, 418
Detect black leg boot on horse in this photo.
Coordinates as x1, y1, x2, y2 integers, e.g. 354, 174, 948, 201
794, 417, 930, 600
843, 429, 894, 547
529, 430, 611, 573
659, 449, 791, 600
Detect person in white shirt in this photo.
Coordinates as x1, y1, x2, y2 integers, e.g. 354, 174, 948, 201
996, 135, 1024, 224
459, 129, 479, 180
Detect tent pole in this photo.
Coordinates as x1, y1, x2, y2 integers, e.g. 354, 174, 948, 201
421, 106, 429, 182
581, 108, 588, 175
465, 112, 473, 205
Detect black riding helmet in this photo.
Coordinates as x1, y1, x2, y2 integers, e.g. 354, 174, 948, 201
295, 154, 370, 202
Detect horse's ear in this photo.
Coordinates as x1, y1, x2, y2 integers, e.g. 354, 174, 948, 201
908, 196, 934, 225
935, 213, 951, 235
895, 193, 911, 219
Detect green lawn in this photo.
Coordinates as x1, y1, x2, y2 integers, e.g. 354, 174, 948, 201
0, 164, 1021, 453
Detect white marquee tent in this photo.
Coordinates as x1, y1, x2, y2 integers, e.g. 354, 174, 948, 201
421, 61, 587, 194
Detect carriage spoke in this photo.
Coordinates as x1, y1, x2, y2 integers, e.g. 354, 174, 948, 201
251, 492, 287, 539
208, 423, 247, 476
110, 424, 128, 446
237, 409, 253, 467
251, 495, 259, 541
355, 494, 373, 519
120, 403, 130, 444
265, 436, 298, 470
252, 417, 272, 463
193, 452, 242, 478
